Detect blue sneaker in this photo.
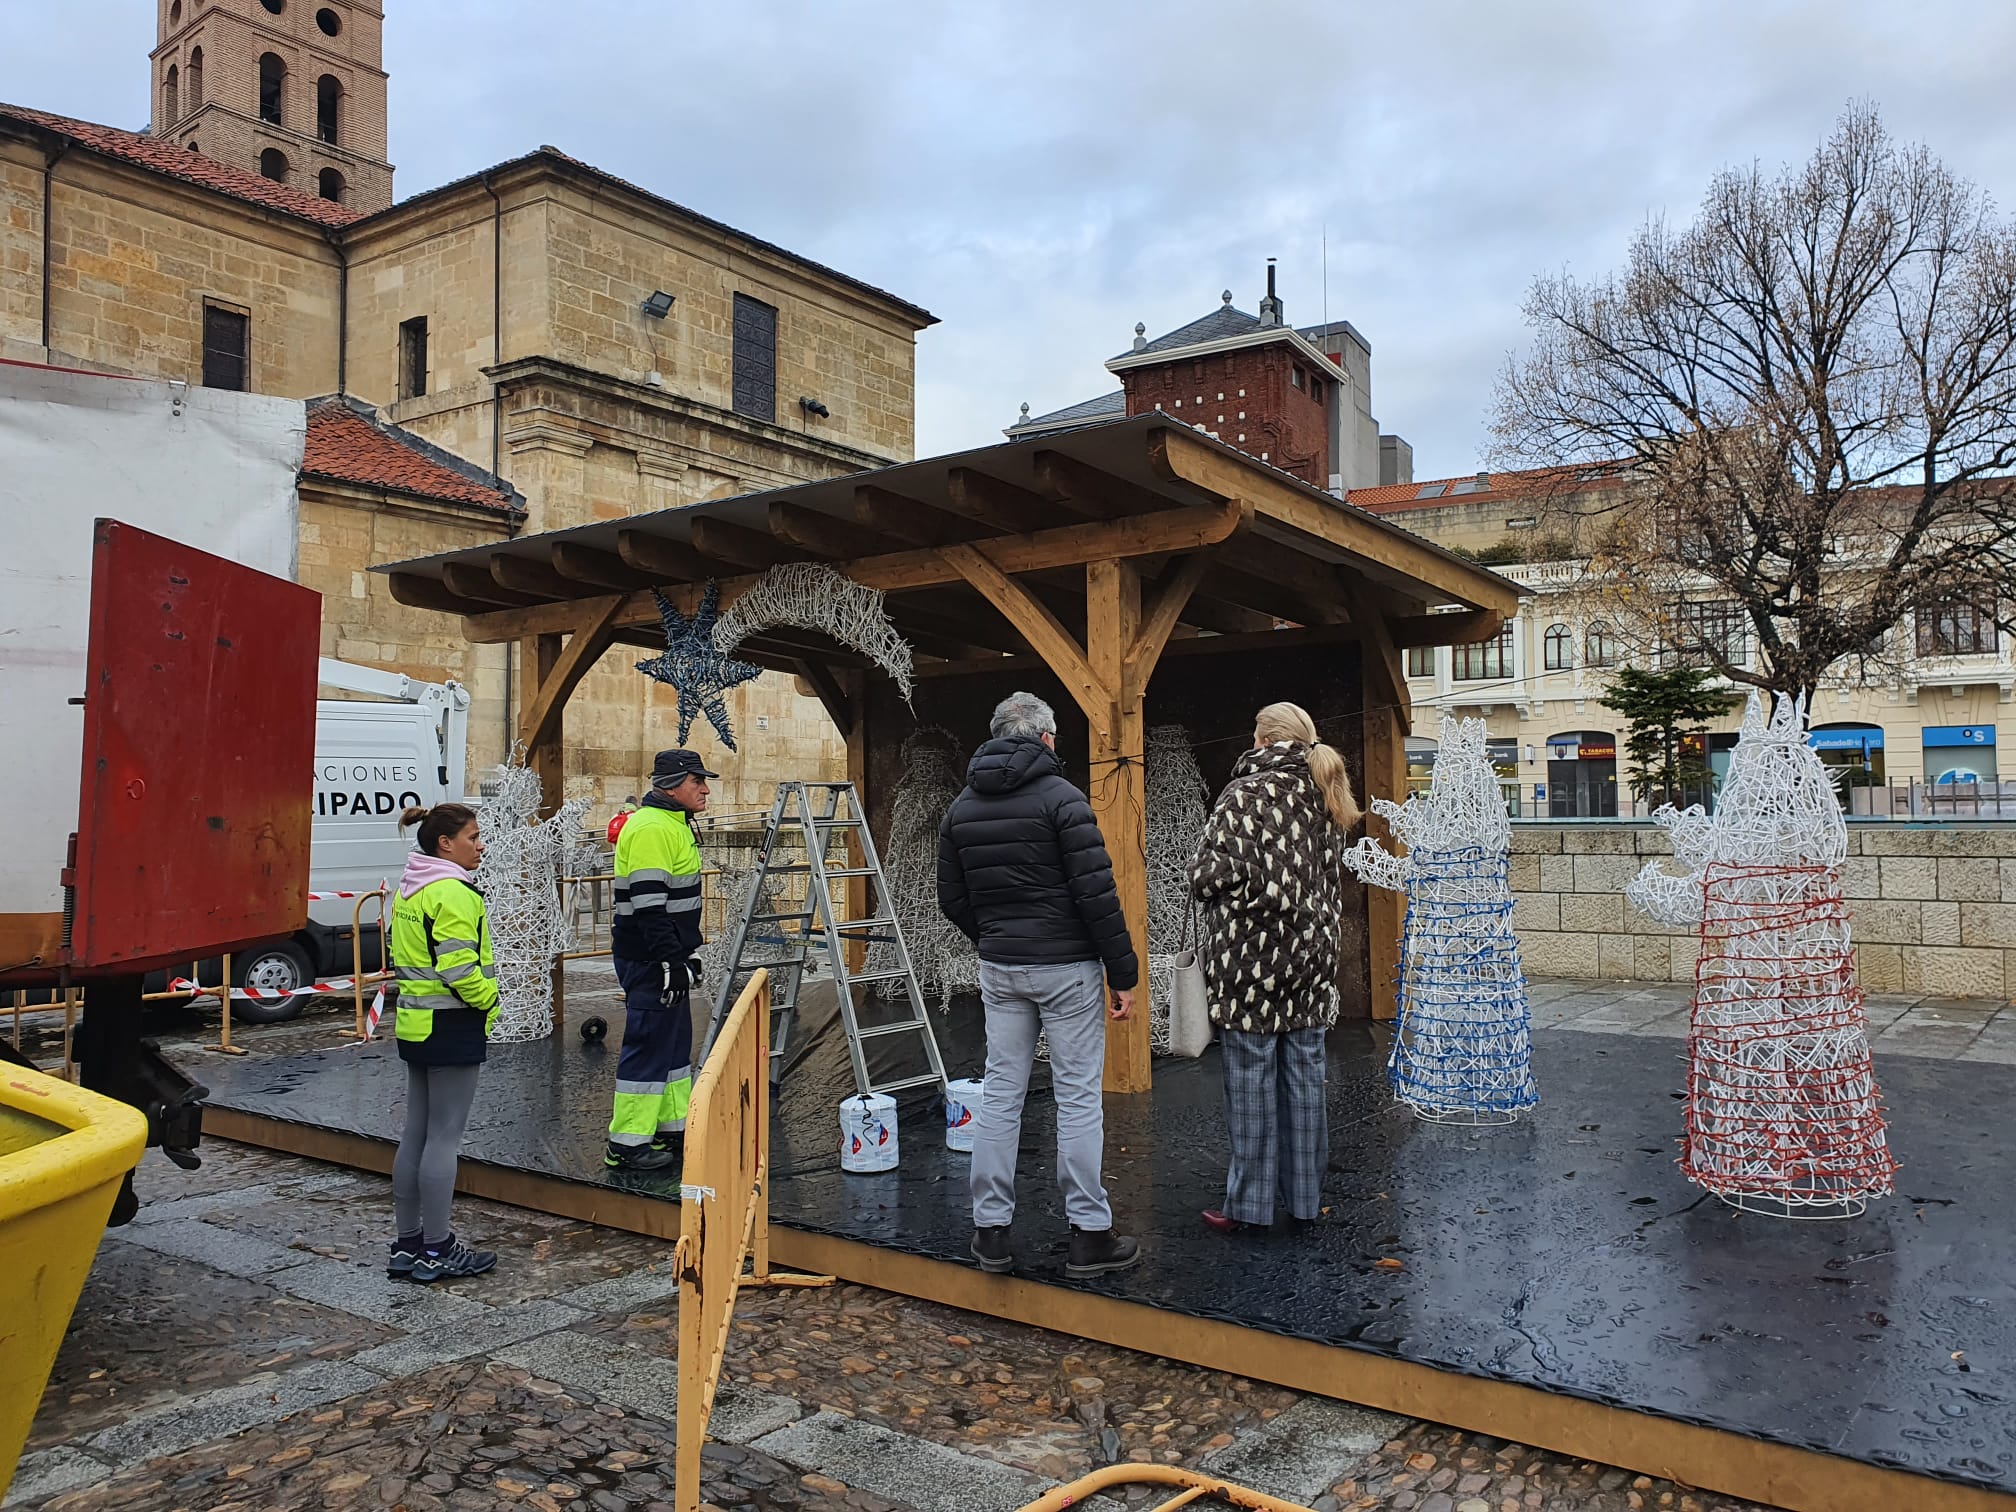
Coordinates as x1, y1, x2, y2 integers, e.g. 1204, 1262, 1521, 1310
411, 1234, 497, 1283
388, 1236, 423, 1280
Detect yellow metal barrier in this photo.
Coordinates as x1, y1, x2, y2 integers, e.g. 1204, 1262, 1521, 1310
673, 968, 831, 1512
1017, 1465, 1315, 1511
0, 1063, 149, 1500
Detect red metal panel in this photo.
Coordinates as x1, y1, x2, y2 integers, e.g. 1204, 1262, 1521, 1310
67, 520, 321, 971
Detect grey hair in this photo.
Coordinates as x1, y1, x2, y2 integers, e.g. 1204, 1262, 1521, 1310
989, 691, 1057, 742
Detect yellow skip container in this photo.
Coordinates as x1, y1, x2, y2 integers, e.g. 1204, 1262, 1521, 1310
0, 1065, 148, 1501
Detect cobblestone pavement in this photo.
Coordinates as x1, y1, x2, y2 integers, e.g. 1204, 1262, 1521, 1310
9, 1137, 1781, 1512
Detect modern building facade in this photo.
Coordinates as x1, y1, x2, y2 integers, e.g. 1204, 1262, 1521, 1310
1352, 469, 2016, 815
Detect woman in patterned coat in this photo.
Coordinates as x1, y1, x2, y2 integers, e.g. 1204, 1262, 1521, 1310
1188, 703, 1359, 1234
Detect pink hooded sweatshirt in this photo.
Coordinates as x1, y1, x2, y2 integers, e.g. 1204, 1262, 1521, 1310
399, 852, 474, 898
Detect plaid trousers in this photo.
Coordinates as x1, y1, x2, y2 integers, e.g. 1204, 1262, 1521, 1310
1220, 1026, 1329, 1224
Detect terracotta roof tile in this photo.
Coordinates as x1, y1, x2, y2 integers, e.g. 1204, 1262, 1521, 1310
303, 399, 522, 513
0, 102, 366, 229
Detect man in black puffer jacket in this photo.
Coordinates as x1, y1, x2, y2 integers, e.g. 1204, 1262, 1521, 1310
938, 691, 1141, 1280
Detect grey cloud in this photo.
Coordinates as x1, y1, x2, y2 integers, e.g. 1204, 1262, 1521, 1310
13, 1, 2016, 472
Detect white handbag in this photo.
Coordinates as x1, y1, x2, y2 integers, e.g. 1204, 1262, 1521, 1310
1166, 899, 1214, 1058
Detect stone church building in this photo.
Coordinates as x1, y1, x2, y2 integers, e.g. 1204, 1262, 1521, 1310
1, 0, 936, 813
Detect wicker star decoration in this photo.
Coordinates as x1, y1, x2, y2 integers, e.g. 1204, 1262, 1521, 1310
634, 581, 764, 750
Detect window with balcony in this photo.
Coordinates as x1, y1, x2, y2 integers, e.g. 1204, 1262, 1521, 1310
1543, 622, 1573, 671
1452, 622, 1515, 681
1917, 597, 1999, 657
1663, 600, 1748, 668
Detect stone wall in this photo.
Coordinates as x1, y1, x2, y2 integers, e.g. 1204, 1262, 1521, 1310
1512, 821, 2016, 998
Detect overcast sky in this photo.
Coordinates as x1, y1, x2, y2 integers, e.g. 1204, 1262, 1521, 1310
15, 2, 2016, 475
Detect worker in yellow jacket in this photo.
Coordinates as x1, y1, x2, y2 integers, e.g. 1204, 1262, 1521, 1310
605, 748, 714, 1171
387, 801, 500, 1283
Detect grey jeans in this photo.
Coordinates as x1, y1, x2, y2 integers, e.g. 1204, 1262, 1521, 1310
970, 959, 1113, 1231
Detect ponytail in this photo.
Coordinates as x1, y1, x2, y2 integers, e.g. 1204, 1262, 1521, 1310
1253, 701, 1361, 831
401, 801, 479, 858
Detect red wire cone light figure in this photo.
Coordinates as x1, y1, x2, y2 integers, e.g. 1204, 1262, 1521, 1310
1628, 692, 1897, 1218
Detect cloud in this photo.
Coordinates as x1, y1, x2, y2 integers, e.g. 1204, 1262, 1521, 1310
14, 0, 2016, 474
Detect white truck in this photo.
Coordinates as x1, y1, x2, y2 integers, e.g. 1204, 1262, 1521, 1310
185, 657, 473, 1021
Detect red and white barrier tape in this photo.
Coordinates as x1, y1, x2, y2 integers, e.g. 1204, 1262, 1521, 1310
169, 972, 385, 1003
307, 889, 381, 901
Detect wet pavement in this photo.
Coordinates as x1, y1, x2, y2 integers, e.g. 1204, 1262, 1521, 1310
13, 1139, 1777, 1512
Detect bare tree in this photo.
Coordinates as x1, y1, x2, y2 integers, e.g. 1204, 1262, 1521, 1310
1494, 103, 2016, 699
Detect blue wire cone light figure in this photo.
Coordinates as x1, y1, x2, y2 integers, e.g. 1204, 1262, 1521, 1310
1346, 716, 1539, 1124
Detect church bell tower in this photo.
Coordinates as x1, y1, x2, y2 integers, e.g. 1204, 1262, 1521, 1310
150, 0, 393, 213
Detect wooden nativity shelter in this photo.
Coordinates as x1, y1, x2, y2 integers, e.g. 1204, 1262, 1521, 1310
379, 413, 1524, 1093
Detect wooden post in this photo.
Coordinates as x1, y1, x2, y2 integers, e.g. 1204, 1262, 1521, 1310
1087, 557, 1150, 1094
1359, 610, 1410, 1022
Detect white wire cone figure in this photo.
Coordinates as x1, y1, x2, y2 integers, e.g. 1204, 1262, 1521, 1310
476, 760, 590, 1043
1626, 691, 1896, 1219
1344, 715, 1537, 1123
1144, 723, 1210, 1054
868, 728, 979, 1004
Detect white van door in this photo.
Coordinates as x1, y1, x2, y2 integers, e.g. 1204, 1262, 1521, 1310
311, 702, 446, 927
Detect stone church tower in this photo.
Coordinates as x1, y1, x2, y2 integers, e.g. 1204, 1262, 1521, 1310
150, 0, 393, 212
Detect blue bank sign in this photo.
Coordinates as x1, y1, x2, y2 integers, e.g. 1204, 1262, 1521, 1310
1922, 725, 1997, 748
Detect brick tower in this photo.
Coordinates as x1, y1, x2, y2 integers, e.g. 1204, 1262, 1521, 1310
150, 0, 393, 212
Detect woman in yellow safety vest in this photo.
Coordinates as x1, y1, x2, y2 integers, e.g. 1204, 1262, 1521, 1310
387, 802, 500, 1283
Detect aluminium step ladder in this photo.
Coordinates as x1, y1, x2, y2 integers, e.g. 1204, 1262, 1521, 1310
699, 781, 950, 1102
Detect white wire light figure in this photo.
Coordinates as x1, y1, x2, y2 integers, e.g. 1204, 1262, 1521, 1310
1144, 723, 1211, 1053
475, 761, 590, 1043
1626, 691, 1896, 1219
1344, 715, 1538, 1123
868, 728, 979, 1004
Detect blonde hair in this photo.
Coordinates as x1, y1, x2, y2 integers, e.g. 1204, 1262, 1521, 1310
1254, 702, 1361, 831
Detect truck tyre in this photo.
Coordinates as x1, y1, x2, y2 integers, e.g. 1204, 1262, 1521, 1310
230, 941, 315, 1024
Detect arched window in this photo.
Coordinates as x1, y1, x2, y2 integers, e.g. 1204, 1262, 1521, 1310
259, 53, 286, 126
169, 0, 182, 24
187, 47, 203, 108
259, 148, 290, 183
163, 65, 179, 126
318, 167, 346, 203
1586, 621, 1617, 668
187, 141, 200, 153
316, 75, 341, 144
1543, 622, 1574, 671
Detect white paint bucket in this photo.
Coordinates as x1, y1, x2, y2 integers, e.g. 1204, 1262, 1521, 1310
943, 1078, 984, 1152
839, 1092, 899, 1173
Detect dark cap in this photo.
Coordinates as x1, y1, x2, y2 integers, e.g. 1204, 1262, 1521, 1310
651, 749, 719, 784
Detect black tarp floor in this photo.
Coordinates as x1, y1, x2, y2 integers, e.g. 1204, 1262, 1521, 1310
194, 992, 2016, 1497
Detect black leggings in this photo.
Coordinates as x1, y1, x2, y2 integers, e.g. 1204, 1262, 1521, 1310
392, 1062, 480, 1244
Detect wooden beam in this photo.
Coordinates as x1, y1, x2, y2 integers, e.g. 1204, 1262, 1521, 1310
941, 543, 1112, 737
1086, 557, 1149, 1094
943, 467, 1062, 534
689, 516, 798, 569
912, 622, 1363, 681
550, 542, 659, 592
1148, 427, 1521, 614
1122, 554, 1210, 702
388, 571, 490, 615
492, 554, 578, 599
443, 560, 537, 606
793, 659, 854, 732
853, 484, 989, 547
769, 501, 896, 560
462, 499, 1251, 643
517, 595, 626, 757
1033, 449, 1159, 521
1391, 608, 1508, 649
616, 530, 714, 583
